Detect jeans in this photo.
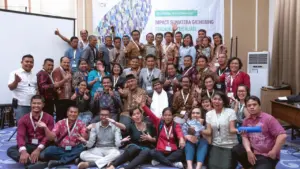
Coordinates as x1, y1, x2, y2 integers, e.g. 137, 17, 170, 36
77, 111, 93, 125
149, 149, 184, 167
14, 105, 31, 122
112, 144, 150, 169
185, 139, 208, 163
232, 144, 278, 169
40, 144, 85, 164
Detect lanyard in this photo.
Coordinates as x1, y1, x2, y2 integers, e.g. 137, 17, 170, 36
113, 76, 119, 88
181, 90, 190, 105
218, 67, 228, 76
30, 112, 44, 137
66, 119, 77, 137
214, 109, 224, 132
164, 125, 173, 141
230, 71, 240, 91
43, 69, 54, 84
147, 68, 154, 81
239, 102, 245, 112
183, 67, 193, 76
131, 40, 140, 51
73, 50, 77, 60
98, 72, 102, 81
206, 89, 215, 98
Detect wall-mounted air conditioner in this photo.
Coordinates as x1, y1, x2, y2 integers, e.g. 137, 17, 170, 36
247, 52, 269, 98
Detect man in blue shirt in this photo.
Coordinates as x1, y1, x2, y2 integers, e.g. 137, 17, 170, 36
64, 36, 82, 73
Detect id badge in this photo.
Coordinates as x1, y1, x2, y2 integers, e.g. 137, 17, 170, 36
162, 59, 165, 63
165, 146, 172, 151
180, 110, 186, 115
227, 92, 234, 98
72, 63, 77, 68
146, 86, 152, 91
65, 146, 72, 151
31, 139, 39, 145
216, 84, 222, 89
214, 63, 220, 67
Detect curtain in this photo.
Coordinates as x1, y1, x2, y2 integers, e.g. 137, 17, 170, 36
270, 0, 300, 94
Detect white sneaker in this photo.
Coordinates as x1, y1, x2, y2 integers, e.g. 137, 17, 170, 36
173, 162, 183, 168
151, 160, 160, 166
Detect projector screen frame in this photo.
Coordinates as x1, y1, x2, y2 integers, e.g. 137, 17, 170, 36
0, 8, 76, 37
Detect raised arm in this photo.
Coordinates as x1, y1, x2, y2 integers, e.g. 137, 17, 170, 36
55, 29, 71, 45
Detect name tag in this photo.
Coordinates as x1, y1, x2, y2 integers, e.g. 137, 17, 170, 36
214, 63, 220, 67
65, 146, 72, 151
146, 86, 152, 91
72, 63, 77, 68
180, 110, 186, 115
162, 59, 165, 63
31, 139, 39, 145
165, 146, 172, 151
216, 84, 222, 89
227, 92, 234, 98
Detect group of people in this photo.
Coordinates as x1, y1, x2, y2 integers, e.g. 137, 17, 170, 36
6, 25, 287, 169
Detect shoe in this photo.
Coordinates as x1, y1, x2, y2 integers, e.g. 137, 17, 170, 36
173, 162, 183, 168
27, 162, 48, 169
151, 160, 160, 166
48, 160, 63, 168
78, 162, 89, 169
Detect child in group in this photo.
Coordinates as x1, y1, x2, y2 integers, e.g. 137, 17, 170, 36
182, 107, 208, 169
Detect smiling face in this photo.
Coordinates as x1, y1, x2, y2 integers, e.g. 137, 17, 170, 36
22, 57, 34, 72
218, 54, 227, 66
191, 108, 201, 120
175, 33, 182, 43
165, 33, 172, 43
102, 78, 112, 91
79, 60, 88, 72
146, 57, 155, 69
31, 98, 44, 113
131, 58, 139, 69
196, 57, 207, 69
162, 109, 173, 124
60, 57, 70, 70
112, 64, 121, 75
167, 64, 176, 76
237, 86, 248, 101
198, 31, 206, 39
205, 77, 215, 90
43, 60, 54, 74
123, 36, 130, 46
67, 107, 79, 121
183, 35, 191, 46
181, 77, 190, 90
127, 78, 138, 90
213, 35, 221, 45
229, 59, 240, 72
211, 94, 224, 110
184, 57, 192, 68
100, 109, 110, 123
153, 82, 162, 93
78, 81, 87, 93
201, 99, 212, 111
146, 33, 154, 43
155, 34, 163, 44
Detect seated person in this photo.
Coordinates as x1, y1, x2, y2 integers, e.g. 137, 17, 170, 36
107, 106, 156, 169
182, 108, 208, 169
77, 108, 124, 169
148, 78, 171, 118
136, 96, 185, 168
7, 95, 54, 169
38, 106, 87, 168
232, 96, 287, 169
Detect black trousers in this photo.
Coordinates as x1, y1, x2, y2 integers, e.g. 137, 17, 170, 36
149, 149, 184, 167
43, 99, 55, 116
112, 145, 150, 169
55, 99, 75, 122
7, 144, 43, 166
232, 144, 279, 169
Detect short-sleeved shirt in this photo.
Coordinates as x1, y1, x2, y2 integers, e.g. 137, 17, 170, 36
242, 112, 286, 159
8, 68, 37, 106
52, 119, 86, 148
206, 108, 238, 148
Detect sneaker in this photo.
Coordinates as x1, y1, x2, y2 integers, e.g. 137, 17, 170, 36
27, 162, 48, 169
173, 162, 183, 168
151, 160, 160, 166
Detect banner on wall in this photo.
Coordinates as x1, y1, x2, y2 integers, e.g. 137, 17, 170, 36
92, 0, 224, 43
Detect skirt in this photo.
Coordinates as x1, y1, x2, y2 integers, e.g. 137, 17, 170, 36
208, 145, 237, 169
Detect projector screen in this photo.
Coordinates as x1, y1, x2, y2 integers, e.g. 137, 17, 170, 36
0, 9, 75, 104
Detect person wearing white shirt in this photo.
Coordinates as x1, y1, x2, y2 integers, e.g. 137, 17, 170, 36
8, 54, 37, 122
179, 34, 196, 71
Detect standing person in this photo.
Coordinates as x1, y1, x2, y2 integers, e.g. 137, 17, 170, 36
181, 55, 194, 78
179, 34, 196, 71
143, 33, 156, 57
139, 54, 162, 96
155, 33, 165, 70
87, 60, 110, 98
109, 63, 126, 91
172, 76, 194, 124
201, 91, 239, 169
52, 57, 73, 122
37, 58, 58, 116
71, 80, 92, 125
232, 96, 287, 169
194, 75, 218, 106
118, 74, 147, 129
7, 95, 54, 169
200, 36, 213, 61
182, 107, 208, 169
8, 54, 37, 121
64, 36, 82, 73
163, 32, 179, 66
136, 96, 185, 168
122, 35, 130, 48
81, 35, 99, 69
38, 106, 88, 168
55, 29, 89, 50
172, 24, 182, 49
219, 57, 251, 97
72, 59, 89, 89
149, 78, 171, 118
212, 33, 227, 65
109, 37, 126, 68
215, 53, 229, 92
124, 30, 144, 67
78, 108, 123, 169
99, 36, 114, 71
198, 29, 207, 40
